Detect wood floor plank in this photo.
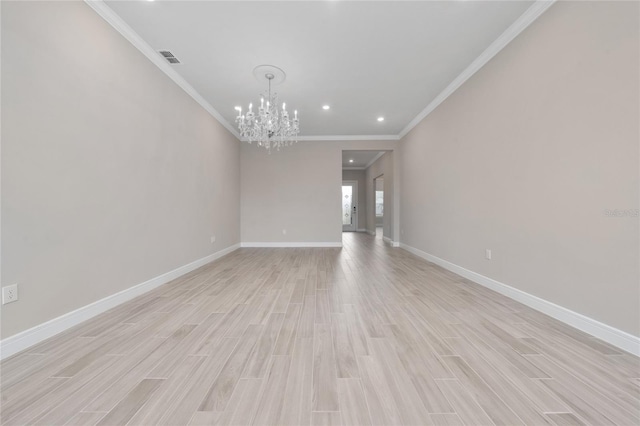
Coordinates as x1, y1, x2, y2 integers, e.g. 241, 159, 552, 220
526, 355, 640, 425
187, 410, 221, 426
273, 303, 302, 356
158, 338, 239, 425
534, 378, 616, 426
192, 377, 256, 426
85, 327, 196, 412
441, 355, 524, 425
226, 378, 265, 426
435, 379, 494, 426
95, 378, 164, 426
368, 337, 433, 425
198, 324, 262, 412
127, 355, 207, 425
0, 377, 69, 423
521, 325, 640, 410
299, 295, 317, 339
252, 356, 292, 425
546, 412, 587, 426
357, 356, 402, 426
10, 355, 121, 426
444, 337, 562, 423
313, 323, 339, 411
337, 378, 372, 426
243, 313, 285, 378
251, 289, 281, 325
430, 413, 464, 426
278, 337, 314, 426
311, 411, 343, 426
315, 290, 331, 325
331, 313, 360, 378
450, 324, 566, 412
344, 304, 370, 356
63, 411, 107, 426
29, 337, 166, 424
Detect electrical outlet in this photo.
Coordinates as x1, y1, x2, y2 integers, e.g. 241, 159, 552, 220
2, 284, 18, 304
210, 235, 216, 243
485, 249, 492, 260
282, 229, 287, 235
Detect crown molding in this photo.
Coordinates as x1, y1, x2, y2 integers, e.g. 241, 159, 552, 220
398, 0, 556, 139
84, 0, 241, 140
296, 135, 400, 142
342, 167, 365, 171
241, 135, 399, 142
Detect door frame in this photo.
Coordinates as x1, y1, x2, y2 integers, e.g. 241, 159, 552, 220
342, 180, 358, 232
373, 174, 384, 234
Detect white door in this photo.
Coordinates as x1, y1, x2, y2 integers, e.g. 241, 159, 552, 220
342, 181, 358, 232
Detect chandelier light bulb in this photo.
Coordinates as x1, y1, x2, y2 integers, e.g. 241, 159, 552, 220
283, 102, 286, 111
249, 103, 253, 112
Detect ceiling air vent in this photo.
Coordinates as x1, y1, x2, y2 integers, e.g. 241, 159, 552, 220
158, 50, 180, 64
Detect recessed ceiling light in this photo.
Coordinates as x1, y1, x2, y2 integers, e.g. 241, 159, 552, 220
349, 159, 354, 163
322, 105, 330, 110
377, 117, 385, 122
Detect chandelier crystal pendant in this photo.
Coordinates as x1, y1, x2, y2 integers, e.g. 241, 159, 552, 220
235, 65, 299, 153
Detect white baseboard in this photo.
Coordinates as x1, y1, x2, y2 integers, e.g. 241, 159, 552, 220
357, 228, 367, 233
0, 243, 241, 361
241, 242, 342, 248
399, 243, 640, 356
382, 236, 400, 247
367, 230, 376, 236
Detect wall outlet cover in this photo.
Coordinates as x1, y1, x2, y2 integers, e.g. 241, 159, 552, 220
2, 284, 19, 304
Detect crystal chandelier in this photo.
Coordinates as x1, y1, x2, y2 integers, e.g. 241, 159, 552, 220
235, 65, 299, 153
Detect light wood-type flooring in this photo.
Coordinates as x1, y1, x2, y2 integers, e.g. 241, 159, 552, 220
1, 232, 639, 425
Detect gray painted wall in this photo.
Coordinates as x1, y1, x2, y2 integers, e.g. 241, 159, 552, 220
399, 1, 639, 336
241, 141, 398, 243
1, 1, 241, 338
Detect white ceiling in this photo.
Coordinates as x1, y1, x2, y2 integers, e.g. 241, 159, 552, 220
104, 0, 535, 137
342, 150, 385, 169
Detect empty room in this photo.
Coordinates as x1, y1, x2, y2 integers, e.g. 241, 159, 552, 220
1, 0, 639, 425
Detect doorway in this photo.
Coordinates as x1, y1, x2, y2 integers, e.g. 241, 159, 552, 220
342, 180, 358, 232
374, 175, 384, 236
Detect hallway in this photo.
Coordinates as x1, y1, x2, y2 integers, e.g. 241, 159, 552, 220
2, 233, 639, 425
